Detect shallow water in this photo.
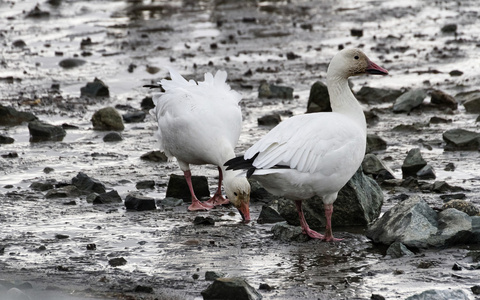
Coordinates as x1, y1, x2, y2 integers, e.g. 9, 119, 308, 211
1, 0, 480, 299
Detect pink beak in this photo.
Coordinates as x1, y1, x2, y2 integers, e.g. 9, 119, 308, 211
366, 60, 388, 75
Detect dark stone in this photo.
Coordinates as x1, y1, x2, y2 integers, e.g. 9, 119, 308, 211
416, 164, 436, 180
386, 241, 414, 258
91, 107, 124, 131
258, 283, 273, 291
441, 23, 457, 33
449, 70, 463, 77
141, 97, 155, 110
430, 90, 458, 110
55, 234, 69, 239
13, 40, 27, 48
393, 89, 427, 113
286, 52, 301, 60
0, 135, 14, 144
452, 263, 462, 271
444, 162, 455, 171
401, 148, 427, 179
371, 294, 386, 300
166, 174, 210, 201
442, 129, 480, 151
306, 81, 331, 113
258, 82, 293, 99
45, 185, 82, 199
1, 152, 18, 158
140, 151, 168, 162
362, 154, 395, 181
125, 193, 156, 211
271, 222, 310, 242
442, 200, 480, 216
103, 132, 122, 142
43, 167, 54, 174
86, 244, 96, 250
406, 289, 469, 300
471, 285, 480, 295
193, 216, 215, 226
122, 110, 146, 123
201, 277, 262, 300
366, 134, 387, 153
350, 28, 363, 37
257, 205, 285, 224
440, 193, 465, 201
28, 121, 66, 142
90, 190, 123, 204
355, 86, 403, 104
257, 114, 281, 126
157, 197, 183, 207
108, 257, 127, 267
26, 4, 50, 18
429, 116, 451, 124
432, 181, 465, 193
134, 285, 153, 293
30, 181, 54, 191
59, 58, 86, 69
205, 271, 226, 281
136, 180, 155, 189
72, 172, 106, 194
81, 78, 109, 97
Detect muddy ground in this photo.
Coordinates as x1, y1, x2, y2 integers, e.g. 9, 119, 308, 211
1, 0, 480, 299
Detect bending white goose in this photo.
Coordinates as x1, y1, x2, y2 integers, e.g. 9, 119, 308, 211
225, 48, 388, 240
149, 68, 251, 221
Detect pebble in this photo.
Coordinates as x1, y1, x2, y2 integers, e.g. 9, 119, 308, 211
140, 150, 168, 162
91, 107, 124, 131
257, 114, 281, 126
81, 78, 110, 98
401, 148, 427, 179
28, 121, 66, 142
108, 257, 127, 267
125, 193, 156, 211
103, 132, 123, 142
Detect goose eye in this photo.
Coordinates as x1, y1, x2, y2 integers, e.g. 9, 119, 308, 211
354, 55, 359, 60
234, 192, 238, 196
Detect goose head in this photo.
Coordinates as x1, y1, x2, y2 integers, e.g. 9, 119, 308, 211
224, 176, 251, 222
328, 48, 388, 79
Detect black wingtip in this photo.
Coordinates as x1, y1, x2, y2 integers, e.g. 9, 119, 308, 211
143, 84, 165, 92
224, 153, 259, 178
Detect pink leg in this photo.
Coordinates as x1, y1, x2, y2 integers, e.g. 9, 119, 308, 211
295, 200, 325, 239
184, 170, 213, 211
323, 203, 342, 242
205, 167, 230, 206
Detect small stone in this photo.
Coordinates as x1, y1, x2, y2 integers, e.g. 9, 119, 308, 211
258, 82, 293, 99
72, 172, 106, 194
393, 89, 427, 113
205, 271, 226, 281
122, 111, 146, 123
258, 283, 273, 291
0, 135, 14, 144
192, 274, 200, 280
86, 243, 96, 250
141, 97, 155, 110
430, 90, 458, 110
108, 257, 127, 267
401, 148, 427, 178
444, 162, 455, 171
103, 132, 122, 142
43, 167, 54, 174
449, 70, 463, 77
366, 134, 387, 153
443, 129, 480, 151
134, 285, 154, 293
416, 164, 436, 180
257, 114, 281, 126
429, 116, 451, 124
166, 174, 209, 201
55, 234, 69, 239
136, 180, 155, 189
0, 105, 38, 126
125, 193, 156, 211
306, 81, 331, 113
371, 294, 386, 300
386, 241, 414, 258
471, 285, 480, 295
441, 23, 457, 33
257, 205, 285, 224
350, 28, 363, 37
442, 199, 480, 216
28, 121, 66, 142
271, 223, 310, 242
201, 277, 262, 300
81, 78, 109, 98
59, 58, 86, 69
91, 107, 124, 131
90, 190, 123, 204
193, 216, 215, 226
157, 197, 183, 207
452, 263, 462, 271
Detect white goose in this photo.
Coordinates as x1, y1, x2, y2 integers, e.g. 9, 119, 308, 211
225, 48, 388, 240
149, 69, 251, 221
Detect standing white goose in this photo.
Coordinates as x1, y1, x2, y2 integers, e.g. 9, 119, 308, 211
225, 48, 388, 240
149, 68, 251, 221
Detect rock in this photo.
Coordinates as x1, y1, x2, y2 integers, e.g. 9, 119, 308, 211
430, 90, 458, 110
386, 241, 414, 258
442, 200, 480, 216
81, 77, 109, 97
306, 81, 331, 113
429, 116, 451, 124
193, 216, 215, 225
452, 263, 462, 271
257, 114, 281, 126
355, 86, 403, 104
362, 154, 395, 181
258, 82, 293, 99
393, 89, 427, 113
416, 164, 436, 180
28, 121, 66, 142
444, 162, 455, 171
406, 289, 469, 300
166, 174, 209, 201
449, 70, 463, 77
205, 271, 226, 281
140, 151, 168, 162
463, 95, 480, 113
271, 222, 310, 242
1, 152, 18, 158
58, 58, 86, 69
371, 294, 386, 300
141, 97, 155, 110
257, 205, 285, 224
258, 283, 273, 291
401, 148, 427, 179
122, 110, 146, 123
350, 28, 363, 37
108, 257, 127, 267
471, 285, 480, 295
278, 167, 383, 228
91, 107, 124, 131
30, 181, 54, 191
136, 180, 155, 189
134, 285, 154, 293
440, 193, 465, 201
435, 208, 472, 245
249, 179, 277, 203
442, 128, 480, 151
366, 134, 387, 153
45, 185, 82, 199
13, 40, 27, 48
455, 90, 480, 104
6, 287, 31, 300
88, 190, 123, 204
441, 23, 457, 33
125, 193, 156, 211
201, 277, 262, 300
0, 135, 14, 144
477, 115, 480, 123
431, 181, 465, 193
366, 195, 438, 248
72, 172, 106, 194
103, 132, 122, 142
157, 197, 183, 207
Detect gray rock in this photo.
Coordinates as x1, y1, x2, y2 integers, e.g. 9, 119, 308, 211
193, 216, 215, 225
0, 134, 15, 144
441, 23, 457, 33
166, 174, 209, 201
81, 77, 109, 97
157, 197, 183, 207
472, 217, 480, 243
366, 195, 438, 248
257, 114, 281, 126
108, 257, 127, 267
0, 105, 38, 126
30, 181, 54, 191
401, 148, 427, 179
271, 222, 310, 242
141, 96, 155, 110
278, 167, 383, 228
393, 89, 427, 113
28, 121, 66, 142
249, 179, 277, 203
125, 193, 156, 211
431, 181, 465, 193
442, 199, 480, 216
355, 86, 403, 104
45, 185, 82, 199
362, 153, 395, 180
463, 95, 480, 113
430, 89, 458, 110
386, 241, 414, 258
416, 164, 436, 180
406, 289, 469, 300
88, 190, 122, 204
258, 82, 293, 99
201, 277, 262, 300
103, 132, 122, 142
442, 128, 480, 151
205, 271, 226, 281
122, 110, 146, 123
140, 151, 168, 162
58, 58, 86, 69
306, 81, 331, 113
435, 208, 472, 245
257, 205, 285, 224
455, 89, 480, 104
136, 180, 155, 189
72, 172, 106, 194
91, 107, 124, 131
366, 133, 387, 153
